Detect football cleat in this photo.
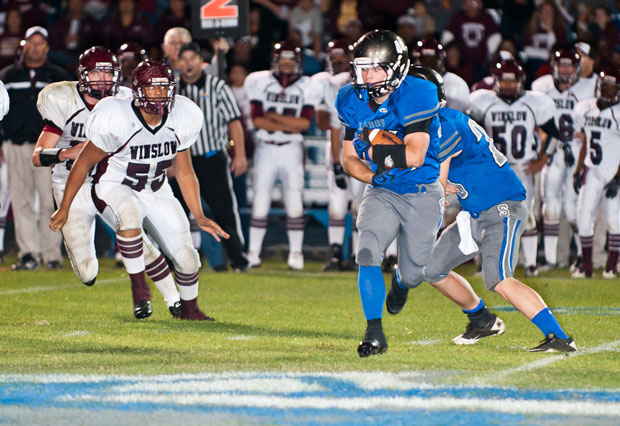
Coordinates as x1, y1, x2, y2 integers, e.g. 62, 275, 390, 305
46, 260, 62, 270
525, 265, 538, 277
248, 251, 261, 268
12, 253, 39, 271
134, 299, 153, 319
452, 314, 505, 345
602, 269, 618, 279
169, 301, 181, 318
571, 268, 593, 278
527, 334, 577, 353
83, 278, 96, 286
386, 269, 409, 315
288, 251, 304, 270
179, 298, 215, 321
358, 325, 388, 358
537, 263, 556, 272
569, 256, 582, 273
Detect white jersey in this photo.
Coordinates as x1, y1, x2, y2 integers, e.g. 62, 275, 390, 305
469, 89, 556, 165
86, 95, 203, 192
443, 71, 470, 112
244, 70, 321, 144
531, 74, 595, 148
574, 98, 620, 182
37, 82, 132, 186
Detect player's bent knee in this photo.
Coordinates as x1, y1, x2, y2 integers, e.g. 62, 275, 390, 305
356, 231, 382, 266
117, 200, 143, 231
174, 245, 201, 274
73, 257, 98, 284
400, 267, 425, 289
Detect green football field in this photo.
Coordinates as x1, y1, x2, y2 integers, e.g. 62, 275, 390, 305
1, 255, 619, 424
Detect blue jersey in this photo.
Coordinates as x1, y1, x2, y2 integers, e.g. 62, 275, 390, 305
438, 108, 526, 216
335, 76, 441, 194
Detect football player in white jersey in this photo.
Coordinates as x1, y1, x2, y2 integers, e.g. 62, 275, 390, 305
571, 68, 620, 279
33, 47, 184, 319
531, 46, 596, 271
0, 79, 9, 261
312, 39, 364, 271
50, 59, 229, 321
244, 41, 322, 270
470, 58, 561, 277
410, 38, 470, 112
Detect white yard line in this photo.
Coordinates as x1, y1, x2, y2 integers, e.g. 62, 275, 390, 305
0, 278, 119, 295
58, 392, 620, 417
475, 339, 620, 385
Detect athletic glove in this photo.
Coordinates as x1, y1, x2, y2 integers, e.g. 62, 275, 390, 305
333, 162, 348, 189
573, 170, 583, 194
605, 176, 620, 199
352, 127, 371, 161
371, 167, 398, 188
561, 143, 575, 168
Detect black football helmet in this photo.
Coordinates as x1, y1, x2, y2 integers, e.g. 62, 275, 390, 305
411, 38, 446, 75
77, 46, 121, 99
350, 29, 410, 101
408, 65, 446, 107
596, 67, 620, 110
492, 58, 526, 103
271, 40, 303, 87
551, 47, 581, 88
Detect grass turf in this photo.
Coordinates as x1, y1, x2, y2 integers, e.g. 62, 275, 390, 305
1, 256, 619, 389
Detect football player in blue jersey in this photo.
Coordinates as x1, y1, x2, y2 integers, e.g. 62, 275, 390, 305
336, 30, 445, 357
386, 66, 576, 353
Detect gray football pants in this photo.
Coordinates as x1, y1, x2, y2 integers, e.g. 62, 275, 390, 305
356, 180, 444, 287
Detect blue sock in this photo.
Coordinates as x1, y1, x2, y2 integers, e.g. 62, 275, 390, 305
463, 299, 484, 314
358, 265, 386, 320
531, 308, 569, 339
394, 267, 407, 290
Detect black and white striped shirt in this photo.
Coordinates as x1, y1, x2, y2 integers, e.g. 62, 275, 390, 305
177, 71, 241, 156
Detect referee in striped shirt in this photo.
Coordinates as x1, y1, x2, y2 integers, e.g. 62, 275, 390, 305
175, 42, 249, 271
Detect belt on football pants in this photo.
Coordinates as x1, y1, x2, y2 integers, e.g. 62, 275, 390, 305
263, 140, 291, 146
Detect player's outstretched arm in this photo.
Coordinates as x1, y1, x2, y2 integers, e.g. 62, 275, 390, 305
50, 141, 106, 231
172, 149, 230, 242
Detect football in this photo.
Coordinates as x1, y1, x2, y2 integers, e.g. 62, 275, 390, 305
368, 129, 404, 145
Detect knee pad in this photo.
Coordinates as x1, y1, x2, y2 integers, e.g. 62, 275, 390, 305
173, 244, 201, 274
117, 199, 143, 231
356, 230, 382, 266
542, 200, 561, 222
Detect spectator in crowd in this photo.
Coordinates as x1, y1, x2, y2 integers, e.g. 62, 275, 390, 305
396, 15, 417, 50
522, 0, 568, 83
426, 0, 459, 34
48, 0, 100, 75
592, 6, 620, 70
116, 41, 147, 87
0, 26, 68, 270
342, 18, 364, 45
154, 0, 191, 43
500, 0, 535, 47
162, 26, 191, 77
356, 0, 410, 32
443, 40, 475, 95
290, 0, 322, 58
102, 0, 153, 51
410, 0, 436, 40
174, 42, 250, 272
441, 0, 501, 85
0, 8, 23, 69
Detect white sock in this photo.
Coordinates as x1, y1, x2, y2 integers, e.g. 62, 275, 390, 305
249, 225, 267, 255
117, 233, 145, 274
544, 235, 558, 265
521, 234, 538, 267
328, 225, 345, 246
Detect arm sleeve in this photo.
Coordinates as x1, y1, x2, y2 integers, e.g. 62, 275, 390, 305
404, 117, 432, 135
400, 79, 439, 127
175, 96, 204, 151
